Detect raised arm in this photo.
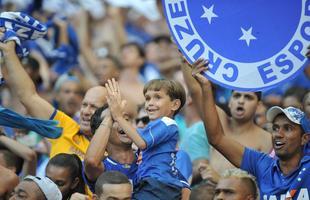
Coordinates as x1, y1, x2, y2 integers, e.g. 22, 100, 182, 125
191, 59, 245, 168
0, 134, 37, 177
84, 113, 112, 181
181, 59, 228, 125
0, 39, 54, 119
105, 79, 147, 150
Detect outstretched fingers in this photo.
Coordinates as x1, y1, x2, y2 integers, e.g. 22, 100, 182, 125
191, 58, 210, 85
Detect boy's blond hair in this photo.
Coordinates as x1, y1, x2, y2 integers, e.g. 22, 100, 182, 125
143, 79, 186, 115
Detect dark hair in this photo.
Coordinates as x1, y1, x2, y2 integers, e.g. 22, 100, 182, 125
0, 149, 23, 174
90, 104, 109, 134
95, 171, 131, 196
143, 79, 186, 115
121, 42, 145, 58
46, 153, 86, 195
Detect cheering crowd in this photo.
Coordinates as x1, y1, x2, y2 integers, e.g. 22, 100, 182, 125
0, 1, 309, 200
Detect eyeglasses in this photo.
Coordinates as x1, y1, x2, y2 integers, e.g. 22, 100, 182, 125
135, 116, 150, 125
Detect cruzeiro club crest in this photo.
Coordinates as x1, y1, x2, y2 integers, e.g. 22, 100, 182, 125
163, 0, 310, 91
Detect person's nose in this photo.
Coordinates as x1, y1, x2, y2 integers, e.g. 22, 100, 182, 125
238, 96, 245, 104
215, 192, 224, 200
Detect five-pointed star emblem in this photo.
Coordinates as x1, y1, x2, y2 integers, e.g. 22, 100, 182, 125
201, 5, 218, 24
239, 27, 257, 46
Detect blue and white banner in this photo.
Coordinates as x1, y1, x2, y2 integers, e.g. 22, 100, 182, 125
163, 0, 310, 91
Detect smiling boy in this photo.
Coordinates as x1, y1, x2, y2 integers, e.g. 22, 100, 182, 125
106, 78, 186, 200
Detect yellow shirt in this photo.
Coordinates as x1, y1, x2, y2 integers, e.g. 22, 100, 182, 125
49, 110, 93, 196
49, 110, 89, 160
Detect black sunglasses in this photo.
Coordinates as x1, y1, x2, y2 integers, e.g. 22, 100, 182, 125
136, 116, 150, 125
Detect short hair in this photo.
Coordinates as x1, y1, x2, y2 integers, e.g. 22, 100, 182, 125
0, 149, 23, 174
222, 169, 258, 199
190, 182, 215, 200
46, 153, 85, 194
143, 79, 186, 115
95, 171, 131, 196
121, 42, 145, 58
90, 104, 109, 134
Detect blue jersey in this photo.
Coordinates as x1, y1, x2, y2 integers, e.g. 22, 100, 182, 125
137, 117, 183, 188
176, 150, 192, 188
103, 156, 138, 184
83, 155, 138, 192
241, 148, 310, 200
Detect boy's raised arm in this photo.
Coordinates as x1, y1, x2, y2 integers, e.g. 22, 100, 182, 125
191, 59, 245, 168
105, 79, 147, 150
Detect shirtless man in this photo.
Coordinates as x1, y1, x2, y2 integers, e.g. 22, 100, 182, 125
181, 59, 272, 175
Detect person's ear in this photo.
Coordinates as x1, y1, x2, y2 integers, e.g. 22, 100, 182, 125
70, 177, 80, 190
301, 133, 310, 146
171, 99, 181, 112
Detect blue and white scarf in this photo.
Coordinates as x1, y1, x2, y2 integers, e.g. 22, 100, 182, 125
0, 12, 47, 57
0, 106, 62, 139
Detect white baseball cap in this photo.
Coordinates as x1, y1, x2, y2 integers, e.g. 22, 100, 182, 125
24, 175, 62, 200
266, 106, 304, 125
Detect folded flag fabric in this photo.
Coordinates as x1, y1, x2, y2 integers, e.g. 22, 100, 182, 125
0, 12, 47, 57
0, 106, 62, 139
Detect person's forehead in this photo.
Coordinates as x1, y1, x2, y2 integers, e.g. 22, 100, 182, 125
272, 114, 301, 129
102, 183, 132, 197
18, 181, 41, 194
83, 88, 107, 104
231, 91, 256, 96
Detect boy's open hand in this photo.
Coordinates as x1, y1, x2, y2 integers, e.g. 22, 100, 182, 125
105, 78, 124, 121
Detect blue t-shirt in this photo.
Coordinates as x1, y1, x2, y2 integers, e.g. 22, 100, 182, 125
136, 117, 183, 188
84, 156, 138, 192
241, 148, 310, 200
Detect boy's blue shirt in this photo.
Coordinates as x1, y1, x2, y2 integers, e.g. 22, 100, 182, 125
136, 117, 184, 188
241, 148, 310, 200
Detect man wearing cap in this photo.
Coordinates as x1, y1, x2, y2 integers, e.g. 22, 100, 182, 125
10, 175, 62, 200
191, 61, 309, 200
